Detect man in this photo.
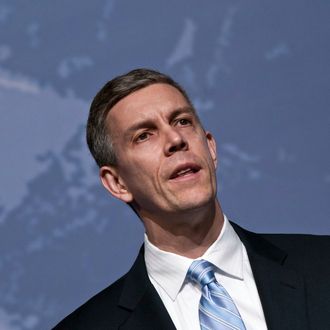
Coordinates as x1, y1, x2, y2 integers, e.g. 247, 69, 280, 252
54, 69, 330, 330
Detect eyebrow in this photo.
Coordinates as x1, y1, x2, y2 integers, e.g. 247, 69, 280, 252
125, 106, 196, 137
168, 106, 195, 123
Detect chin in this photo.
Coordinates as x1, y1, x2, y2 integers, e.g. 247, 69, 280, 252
173, 190, 215, 211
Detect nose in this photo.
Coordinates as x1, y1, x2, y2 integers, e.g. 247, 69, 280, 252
164, 127, 188, 156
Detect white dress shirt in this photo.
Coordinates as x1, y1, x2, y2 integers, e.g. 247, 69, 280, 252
144, 215, 268, 330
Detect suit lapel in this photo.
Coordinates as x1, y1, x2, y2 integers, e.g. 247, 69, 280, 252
117, 247, 176, 330
232, 223, 309, 330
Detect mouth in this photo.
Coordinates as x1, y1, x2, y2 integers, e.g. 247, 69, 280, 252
169, 163, 201, 180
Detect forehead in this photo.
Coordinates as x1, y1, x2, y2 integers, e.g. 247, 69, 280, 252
107, 83, 192, 132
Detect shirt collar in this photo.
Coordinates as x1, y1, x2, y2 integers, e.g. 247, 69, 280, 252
144, 215, 244, 301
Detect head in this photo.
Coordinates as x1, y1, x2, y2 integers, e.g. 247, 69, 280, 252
87, 68, 218, 223
87, 68, 193, 167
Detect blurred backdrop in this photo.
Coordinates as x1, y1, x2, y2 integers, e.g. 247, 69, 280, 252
0, 0, 329, 329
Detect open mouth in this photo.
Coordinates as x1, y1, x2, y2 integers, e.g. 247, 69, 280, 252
169, 164, 201, 180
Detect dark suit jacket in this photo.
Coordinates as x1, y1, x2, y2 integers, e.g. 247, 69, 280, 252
53, 223, 330, 330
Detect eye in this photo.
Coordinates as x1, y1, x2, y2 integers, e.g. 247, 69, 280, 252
177, 118, 191, 126
135, 132, 150, 142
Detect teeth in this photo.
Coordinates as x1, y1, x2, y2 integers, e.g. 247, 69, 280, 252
176, 168, 192, 176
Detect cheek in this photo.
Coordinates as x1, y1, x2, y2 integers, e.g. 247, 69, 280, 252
120, 156, 160, 188
137, 141, 163, 156
126, 145, 162, 171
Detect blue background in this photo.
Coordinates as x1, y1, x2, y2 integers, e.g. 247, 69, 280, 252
0, 1, 329, 329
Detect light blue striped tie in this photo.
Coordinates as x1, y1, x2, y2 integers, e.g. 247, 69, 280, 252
188, 259, 246, 330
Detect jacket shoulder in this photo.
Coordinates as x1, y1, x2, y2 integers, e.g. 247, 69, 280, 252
261, 232, 330, 260
52, 274, 129, 330
232, 222, 330, 272
251, 231, 330, 277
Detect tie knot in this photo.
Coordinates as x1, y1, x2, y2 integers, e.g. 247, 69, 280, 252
187, 259, 216, 288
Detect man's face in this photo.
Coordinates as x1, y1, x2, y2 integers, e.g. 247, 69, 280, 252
102, 83, 217, 219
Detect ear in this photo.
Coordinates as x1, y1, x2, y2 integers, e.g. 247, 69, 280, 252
99, 166, 133, 203
205, 131, 217, 168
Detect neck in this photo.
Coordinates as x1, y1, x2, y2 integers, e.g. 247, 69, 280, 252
142, 200, 224, 259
